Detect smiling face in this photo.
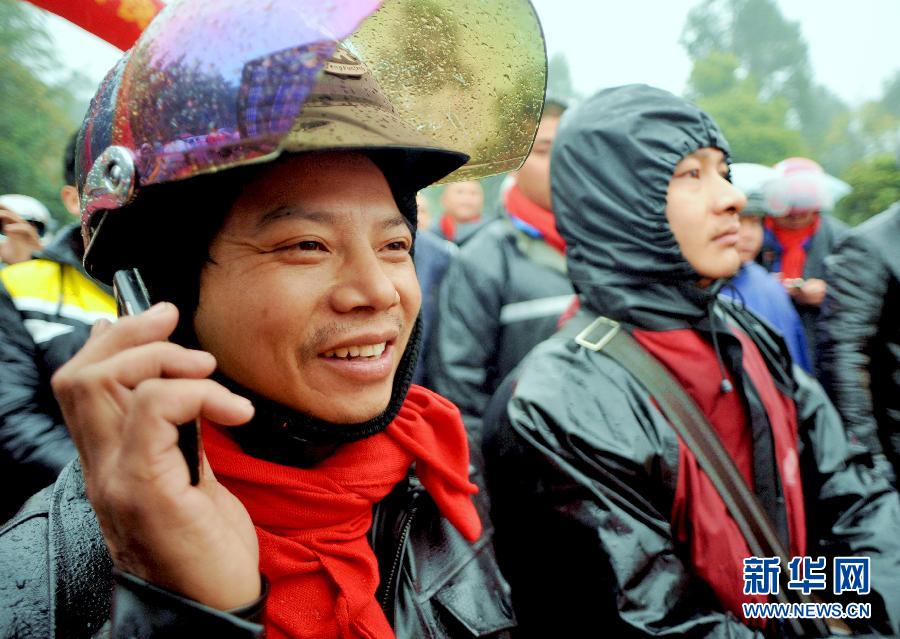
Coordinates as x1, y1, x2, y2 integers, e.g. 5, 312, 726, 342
193, 152, 420, 424
665, 147, 746, 281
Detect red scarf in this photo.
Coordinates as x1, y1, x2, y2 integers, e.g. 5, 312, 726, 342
633, 327, 806, 629
503, 184, 566, 254
766, 215, 820, 280
438, 215, 458, 242
202, 385, 481, 639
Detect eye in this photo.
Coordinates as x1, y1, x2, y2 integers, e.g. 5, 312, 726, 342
685, 169, 701, 179
294, 240, 327, 252
384, 239, 411, 252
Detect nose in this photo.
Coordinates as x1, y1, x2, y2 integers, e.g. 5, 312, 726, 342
714, 174, 746, 216
329, 248, 400, 314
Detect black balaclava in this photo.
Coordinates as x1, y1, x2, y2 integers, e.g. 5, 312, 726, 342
551, 84, 732, 331
133, 152, 422, 467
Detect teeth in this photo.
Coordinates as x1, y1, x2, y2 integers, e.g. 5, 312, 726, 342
323, 342, 387, 359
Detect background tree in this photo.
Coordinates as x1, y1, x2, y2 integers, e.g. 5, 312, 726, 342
0, 0, 88, 227
685, 51, 807, 164
835, 155, 900, 226
681, 0, 856, 174
547, 52, 579, 105
681, 0, 899, 224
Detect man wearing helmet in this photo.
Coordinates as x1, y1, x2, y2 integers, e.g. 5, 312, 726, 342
0, 0, 546, 636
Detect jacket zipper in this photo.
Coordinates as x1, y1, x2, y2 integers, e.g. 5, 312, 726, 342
380, 503, 418, 613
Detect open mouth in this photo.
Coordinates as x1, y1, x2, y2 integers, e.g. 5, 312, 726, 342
320, 342, 388, 360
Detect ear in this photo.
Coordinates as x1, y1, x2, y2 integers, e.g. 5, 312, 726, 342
60, 186, 80, 217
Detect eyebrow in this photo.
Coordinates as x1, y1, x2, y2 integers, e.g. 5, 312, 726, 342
254, 206, 409, 232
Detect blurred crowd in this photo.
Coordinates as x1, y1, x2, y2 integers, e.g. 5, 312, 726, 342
0, 0, 898, 637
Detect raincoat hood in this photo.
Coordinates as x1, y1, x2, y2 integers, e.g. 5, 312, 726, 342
551, 84, 731, 330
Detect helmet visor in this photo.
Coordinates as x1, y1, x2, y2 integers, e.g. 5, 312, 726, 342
78, 0, 545, 193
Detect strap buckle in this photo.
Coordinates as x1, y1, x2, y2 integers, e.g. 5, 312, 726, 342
574, 316, 620, 352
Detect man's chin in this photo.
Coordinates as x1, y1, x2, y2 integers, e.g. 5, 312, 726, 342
305, 395, 393, 425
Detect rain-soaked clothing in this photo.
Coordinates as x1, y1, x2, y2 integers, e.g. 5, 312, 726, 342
0, 384, 517, 638
483, 85, 900, 638
819, 203, 900, 483
0, 224, 115, 521
427, 215, 573, 443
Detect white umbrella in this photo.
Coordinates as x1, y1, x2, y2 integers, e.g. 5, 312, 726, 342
729, 163, 781, 216
763, 158, 852, 214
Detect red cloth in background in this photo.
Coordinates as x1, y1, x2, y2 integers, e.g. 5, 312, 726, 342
203, 385, 481, 639
25, 0, 163, 50
766, 215, 820, 280
503, 184, 566, 254
438, 214, 458, 242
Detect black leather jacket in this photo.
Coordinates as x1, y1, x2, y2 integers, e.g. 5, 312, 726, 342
0, 460, 515, 638
819, 204, 900, 481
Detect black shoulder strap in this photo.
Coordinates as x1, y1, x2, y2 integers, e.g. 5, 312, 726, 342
568, 314, 830, 637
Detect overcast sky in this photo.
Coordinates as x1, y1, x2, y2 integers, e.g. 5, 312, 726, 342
42, 0, 900, 107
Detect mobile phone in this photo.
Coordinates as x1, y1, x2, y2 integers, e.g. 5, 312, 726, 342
112, 268, 202, 486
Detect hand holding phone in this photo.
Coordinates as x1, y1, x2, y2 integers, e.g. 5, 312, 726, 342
52, 297, 260, 609
113, 268, 203, 485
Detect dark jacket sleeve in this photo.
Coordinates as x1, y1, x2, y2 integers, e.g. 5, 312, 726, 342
428, 246, 505, 441
818, 234, 888, 458
793, 366, 900, 636
484, 346, 762, 638
111, 571, 265, 638
0, 284, 77, 505
0, 462, 266, 638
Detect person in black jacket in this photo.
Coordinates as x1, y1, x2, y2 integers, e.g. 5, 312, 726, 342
428, 100, 573, 443
0, 134, 116, 521
0, 0, 547, 636
484, 85, 900, 638
819, 203, 900, 485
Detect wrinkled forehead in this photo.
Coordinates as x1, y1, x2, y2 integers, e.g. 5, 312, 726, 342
217, 152, 407, 236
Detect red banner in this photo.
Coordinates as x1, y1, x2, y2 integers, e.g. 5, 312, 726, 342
25, 0, 164, 50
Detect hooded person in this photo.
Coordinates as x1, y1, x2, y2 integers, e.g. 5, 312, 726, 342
483, 85, 900, 638
0, 0, 547, 637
